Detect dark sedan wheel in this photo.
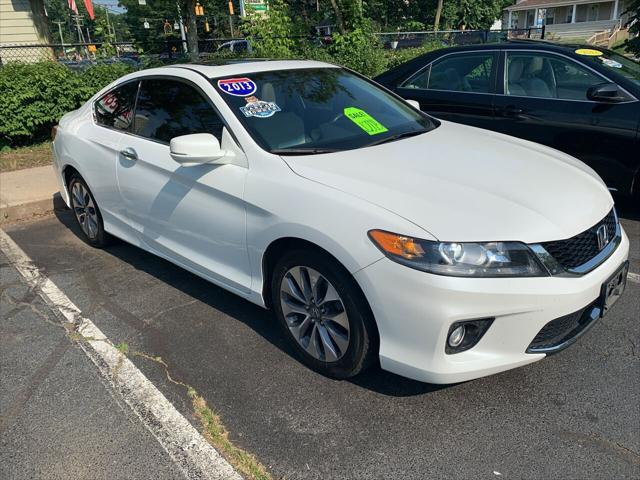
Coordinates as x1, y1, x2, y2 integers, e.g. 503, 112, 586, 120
271, 249, 377, 379
68, 173, 111, 248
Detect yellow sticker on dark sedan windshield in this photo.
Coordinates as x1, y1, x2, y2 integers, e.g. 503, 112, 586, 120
344, 107, 388, 136
575, 48, 603, 56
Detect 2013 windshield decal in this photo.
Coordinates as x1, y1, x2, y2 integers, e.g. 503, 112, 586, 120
217, 78, 257, 96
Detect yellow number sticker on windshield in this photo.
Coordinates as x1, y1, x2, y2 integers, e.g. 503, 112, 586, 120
575, 48, 603, 56
344, 107, 388, 136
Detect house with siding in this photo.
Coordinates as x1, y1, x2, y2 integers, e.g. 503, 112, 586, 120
0, 0, 52, 62
503, 0, 631, 42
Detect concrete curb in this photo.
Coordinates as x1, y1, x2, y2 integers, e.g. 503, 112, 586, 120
0, 165, 65, 225
0, 193, 66, 225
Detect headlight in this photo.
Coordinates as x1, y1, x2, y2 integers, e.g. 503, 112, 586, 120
368, 230, 547, 277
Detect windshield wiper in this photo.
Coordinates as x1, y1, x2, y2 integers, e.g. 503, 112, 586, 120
363, 129, 428, 148
270, 148, 340, 155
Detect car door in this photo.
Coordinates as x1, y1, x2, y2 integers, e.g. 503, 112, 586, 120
116, 76, 251, 294
82, 80, 139, 238
394, 50, 498, 131
493, 50, 639, 195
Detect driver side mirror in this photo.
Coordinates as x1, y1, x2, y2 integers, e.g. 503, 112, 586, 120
169, 133, 228, 166
587, 82, 628, 103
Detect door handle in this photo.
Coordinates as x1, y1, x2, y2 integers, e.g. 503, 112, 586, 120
502, 105, 524, 116
120, 147, 138, 161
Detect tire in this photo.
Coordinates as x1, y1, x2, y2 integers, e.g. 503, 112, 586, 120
271, 249, 377, 379
68, 173, 111, 248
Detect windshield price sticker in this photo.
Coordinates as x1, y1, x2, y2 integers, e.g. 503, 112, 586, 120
217, 78, 257, 96
575, 48, 603, 56
600, 57, 623, 68
240, 96, 281, 118
344, 107, 388, 136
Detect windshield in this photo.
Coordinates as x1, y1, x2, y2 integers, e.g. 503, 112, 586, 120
213, 68, 436, 154
580, 50, 640, 84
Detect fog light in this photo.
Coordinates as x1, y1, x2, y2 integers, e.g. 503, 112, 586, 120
448, 325, 466, 347
445, 318, 494, 354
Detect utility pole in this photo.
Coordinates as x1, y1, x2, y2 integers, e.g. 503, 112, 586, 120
72, 14, 89, 58
104, 6, 115, 42
228, 1, 234, 37
53, 20, 65, 46
176, 0, 188, 53
53, 20, 66, 59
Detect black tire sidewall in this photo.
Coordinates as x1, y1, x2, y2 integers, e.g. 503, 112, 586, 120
271, 249, 376, 379
68, 174, 109, 248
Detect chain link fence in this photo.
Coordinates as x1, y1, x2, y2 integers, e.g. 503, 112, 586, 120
1, 28, 544, 66
374, 28, 544, 49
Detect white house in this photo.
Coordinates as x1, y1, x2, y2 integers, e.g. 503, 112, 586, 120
504, 0, 631, 41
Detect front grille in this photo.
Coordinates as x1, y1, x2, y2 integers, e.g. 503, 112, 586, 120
527, 302, 598, 353
541, 209, 617, 270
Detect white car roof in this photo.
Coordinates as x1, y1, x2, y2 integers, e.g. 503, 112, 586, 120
169, 60, 339, 78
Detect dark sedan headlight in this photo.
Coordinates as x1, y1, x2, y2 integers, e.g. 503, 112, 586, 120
368, 230, 547, 277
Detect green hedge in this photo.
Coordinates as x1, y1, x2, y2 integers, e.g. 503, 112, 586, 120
0, 62, 135, 148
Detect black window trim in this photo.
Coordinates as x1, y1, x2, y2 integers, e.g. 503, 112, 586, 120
93, 74, 243, 149
398, 49, 500, 96
500, 48, 638, 104
92, 79, 140, 134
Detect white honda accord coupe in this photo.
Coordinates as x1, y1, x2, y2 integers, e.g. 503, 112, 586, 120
52, 60, 629, 383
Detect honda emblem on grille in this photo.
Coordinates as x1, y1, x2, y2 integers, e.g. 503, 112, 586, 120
596, 225, 608, 251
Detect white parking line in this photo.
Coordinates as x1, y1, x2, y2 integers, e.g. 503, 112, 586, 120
628, 272, 640, 284
0, 229, 243, 480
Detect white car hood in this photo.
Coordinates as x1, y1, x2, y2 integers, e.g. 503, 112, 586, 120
282, 121, 613, 243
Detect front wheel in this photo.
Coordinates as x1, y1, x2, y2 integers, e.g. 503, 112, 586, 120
271, 249, 377, 379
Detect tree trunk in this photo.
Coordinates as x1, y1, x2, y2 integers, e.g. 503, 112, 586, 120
185, 0, 199, 60
329, 0, 346, 34
434, 0, 444, 31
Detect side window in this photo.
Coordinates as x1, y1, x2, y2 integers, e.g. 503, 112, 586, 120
402, 65, 430, 90
506, 53, 603, 100
94, 81, 138, 131
133, 79, 225, 143
404, 53, 494, 93
548, 56, 604, 100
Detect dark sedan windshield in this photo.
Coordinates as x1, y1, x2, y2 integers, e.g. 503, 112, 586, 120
213, 68, 436, 154
581, 50, 640, 84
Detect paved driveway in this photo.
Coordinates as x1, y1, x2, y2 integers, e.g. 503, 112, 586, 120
2, 206, 639, 480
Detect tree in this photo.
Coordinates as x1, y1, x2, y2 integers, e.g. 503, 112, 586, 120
185, 0, 198, 58
329, 0, 346, 34
434, 0, 443, 31
624, 0, 640, 56
243, 0, 296, 57
441, 0, 506, 30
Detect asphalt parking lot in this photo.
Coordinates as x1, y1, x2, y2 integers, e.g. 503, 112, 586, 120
1, 203, 639, 480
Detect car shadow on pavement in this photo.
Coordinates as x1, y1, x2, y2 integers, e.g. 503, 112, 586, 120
55, 209, 448, 397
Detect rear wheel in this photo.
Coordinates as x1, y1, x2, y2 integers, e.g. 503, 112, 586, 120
68, 173, 110, 248
271, 249, 377, 379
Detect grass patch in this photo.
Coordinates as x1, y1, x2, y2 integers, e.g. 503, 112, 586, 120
0, 141, 53, 173
129, 350, 272, 480
189, 390, 272, 480
115, 342, 129, 355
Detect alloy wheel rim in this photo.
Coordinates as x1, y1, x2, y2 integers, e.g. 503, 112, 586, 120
280, 266, 350, 362
71, 182, 99, 240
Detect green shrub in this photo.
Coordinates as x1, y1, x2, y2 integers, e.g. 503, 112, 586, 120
0, 61, 135, 147
78, 62, 135, 97
329, 25, 388, 77
383, 41, 442, 71
243, 0, 296, 58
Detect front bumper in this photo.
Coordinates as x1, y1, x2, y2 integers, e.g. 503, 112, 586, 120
354, 226, 630, 384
